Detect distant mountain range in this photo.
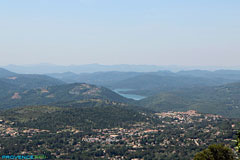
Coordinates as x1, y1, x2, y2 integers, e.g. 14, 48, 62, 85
47, 71, 142, 85
2, 67, 240, 118
47, 70, 240, 96
3, 63, 240, 74
2, 64, 170, 74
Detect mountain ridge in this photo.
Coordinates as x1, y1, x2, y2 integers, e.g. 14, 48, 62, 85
138, 81, 240, 118
0, 83, 132, 109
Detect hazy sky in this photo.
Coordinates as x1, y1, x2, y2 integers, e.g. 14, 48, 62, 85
0, 0, 239, 66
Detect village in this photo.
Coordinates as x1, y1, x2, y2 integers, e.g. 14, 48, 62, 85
80, 110, 233, 149
0, 119, 49, 137
0, 110, 238, 160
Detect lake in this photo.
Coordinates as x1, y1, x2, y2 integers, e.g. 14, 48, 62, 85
113, 89, 146, 100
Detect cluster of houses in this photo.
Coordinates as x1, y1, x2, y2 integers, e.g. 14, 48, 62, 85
81, 110, 232, 150
0, 119, 49, 138
0, 120, 18, 137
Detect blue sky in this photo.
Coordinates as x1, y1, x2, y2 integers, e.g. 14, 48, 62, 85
0, 0, 239, 66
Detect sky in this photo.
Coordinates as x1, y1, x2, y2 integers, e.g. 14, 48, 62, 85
0, 0, 239, 66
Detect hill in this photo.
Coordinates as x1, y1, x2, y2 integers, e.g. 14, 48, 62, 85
109, 74, 231, 96
139, 82, 240, 118
3, 64, 175, 74
0, 68, 17, 78
47, 70, 240, 97
0, 80, 19, 98
0, 105, 147, 132
0, 74, 64, 90
0, 68, 64, 90
5, 64, 240, 74
47, 71, 142, 85
0, 68, 65, 102
0, 83, 131, 109
178, 70, 240, 81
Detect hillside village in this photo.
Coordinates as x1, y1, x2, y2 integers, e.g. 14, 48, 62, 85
1, 110, 237, 159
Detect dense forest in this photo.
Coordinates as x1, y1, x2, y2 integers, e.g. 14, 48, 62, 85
138, 82, 240, 118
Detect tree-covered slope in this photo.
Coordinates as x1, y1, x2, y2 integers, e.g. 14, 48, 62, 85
0, 68, 17, 78
0, 105, 238, 160
0, 80, 19, 98
0, 74, 64, 90
0, 83, 131, 109
47, 71, 142, 85
139, 82, 240, 118
47, 70, 240, 97
0, 105, 148, 132
110, 74, 231, 96
177, 69, 240, 81
0, 68, 65, 90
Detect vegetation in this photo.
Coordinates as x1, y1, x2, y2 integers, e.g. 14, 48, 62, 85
0, 106, 238, 159
49, 70, 240, 96
109, 74, 231, 96
0, 68, 65, 101
139, 82, 240, 118
0, 68, 16, 78
48, 71, 142, 85
0, 83, 131, 109
194, 144, 235, 160
1, 105, 148, 132
236, 131, 240, 153
0, 68, 64, 90
1, 68, 240, 159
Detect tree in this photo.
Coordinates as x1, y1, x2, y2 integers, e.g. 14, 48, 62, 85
236, 131, 240, 153
194, 144, 235, 160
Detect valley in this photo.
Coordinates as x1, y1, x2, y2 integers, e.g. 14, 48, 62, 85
0, 68, 240, 159
2, 1, 240, 159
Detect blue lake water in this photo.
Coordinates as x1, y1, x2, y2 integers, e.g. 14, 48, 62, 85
113, 89, 146, 100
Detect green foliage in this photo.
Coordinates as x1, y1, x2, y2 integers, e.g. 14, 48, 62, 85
0, 73, 64, 92
0, 68, 64, 101
139, 82, 240, 118
49, 71, 142, 85
0, 83, 131, 109
0, 105, 238, 160
1, 105, 148, 131
0, 74, 64, 89
1, 68, 240, 159
236, 131, 240, 153
110, 74, 228, 96
194, 144, 235, 160
52, 70, 240, 97
0, 68, 16, 78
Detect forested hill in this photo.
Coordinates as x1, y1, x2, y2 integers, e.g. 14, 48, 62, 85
0, 105, 149, 132
0, 80, 18, 97
0, 83, 132, 109
138, 82, 240, 118
0, 68, 17, 78
177, 70, 240, 80
47, 71, 142, 85
109, 74, 231, 96
47, 70, 240, 97
0, 68, 64, 90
